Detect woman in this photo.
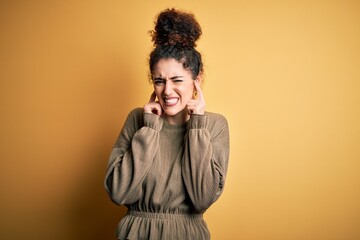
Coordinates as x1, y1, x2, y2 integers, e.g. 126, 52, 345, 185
105, 8, 229, 240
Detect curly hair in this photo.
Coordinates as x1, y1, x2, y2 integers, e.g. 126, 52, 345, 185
149, 8, 203, 80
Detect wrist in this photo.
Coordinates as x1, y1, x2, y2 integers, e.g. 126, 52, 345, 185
144, 112, 163, 130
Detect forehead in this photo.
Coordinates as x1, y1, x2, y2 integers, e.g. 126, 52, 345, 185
153, 58, 191, 77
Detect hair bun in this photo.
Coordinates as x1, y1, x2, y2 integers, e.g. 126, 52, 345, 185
150, 8, 202, 48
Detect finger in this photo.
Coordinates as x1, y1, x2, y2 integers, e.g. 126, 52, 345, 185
144, 101, 161, 114
143, 103, 153, 113
187, 99, 196, 106
186, 100, 196, 114
187, 105, 194, 115
149, 91, 156, 103
153, 102, 162, 115
187, 98, 205, 115
194, 81, 204, 101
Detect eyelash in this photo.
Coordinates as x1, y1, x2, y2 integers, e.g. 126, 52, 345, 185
154, 79, 183, 85
154, 80, 164, 85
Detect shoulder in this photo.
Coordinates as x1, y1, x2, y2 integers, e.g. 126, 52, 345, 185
123, 107, 144, 130
113, 108, 144, 147
128, 107, 144, 118
205, 112, 228, 128
204, 112, 229, 145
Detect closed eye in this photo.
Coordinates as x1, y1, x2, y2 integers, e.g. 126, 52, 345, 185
152, 76, 184, 85
153, 79, 165, 85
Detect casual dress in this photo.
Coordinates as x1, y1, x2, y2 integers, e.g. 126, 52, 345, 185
105, 108, 229, 239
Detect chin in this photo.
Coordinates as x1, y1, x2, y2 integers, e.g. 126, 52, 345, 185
163, 109, 180, 116
163, 106, 186, 117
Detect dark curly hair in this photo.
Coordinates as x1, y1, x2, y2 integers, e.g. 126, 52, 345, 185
149, 8, 203, 80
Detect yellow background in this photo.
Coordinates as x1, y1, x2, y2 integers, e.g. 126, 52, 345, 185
1, 0, 359, 239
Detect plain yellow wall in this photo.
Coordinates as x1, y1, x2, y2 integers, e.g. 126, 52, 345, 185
1, 1, 359, 239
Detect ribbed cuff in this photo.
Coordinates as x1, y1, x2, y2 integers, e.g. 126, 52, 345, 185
144, 113, 163, 131
188, 114, 208, 129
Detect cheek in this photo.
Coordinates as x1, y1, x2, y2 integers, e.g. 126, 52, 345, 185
180, 86, 194, 100
153, 87, 163, 100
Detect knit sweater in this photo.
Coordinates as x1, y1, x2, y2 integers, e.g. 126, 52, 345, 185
105, 108, 229, 240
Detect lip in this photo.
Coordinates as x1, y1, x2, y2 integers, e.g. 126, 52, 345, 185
163, 97, 179, 107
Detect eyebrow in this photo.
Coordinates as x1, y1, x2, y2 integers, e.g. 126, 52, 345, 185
153, 76, 184, 81
170, 76, 184, 79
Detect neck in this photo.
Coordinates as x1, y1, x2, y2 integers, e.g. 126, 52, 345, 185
164, 109, 189, 125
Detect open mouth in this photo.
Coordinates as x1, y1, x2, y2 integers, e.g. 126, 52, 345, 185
164, 97, 179, 107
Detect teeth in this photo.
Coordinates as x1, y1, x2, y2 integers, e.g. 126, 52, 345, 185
165, 98, 178, 105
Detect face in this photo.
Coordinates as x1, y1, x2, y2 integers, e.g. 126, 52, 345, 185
152, 58, 196, 120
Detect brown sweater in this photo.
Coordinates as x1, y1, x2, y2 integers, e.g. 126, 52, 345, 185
105, 108, 229, 240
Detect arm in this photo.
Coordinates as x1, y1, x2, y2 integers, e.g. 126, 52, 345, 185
104, 109, 163, 205
182, 113, 230, 212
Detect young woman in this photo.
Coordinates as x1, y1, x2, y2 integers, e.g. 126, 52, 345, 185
105, 8, 230, 240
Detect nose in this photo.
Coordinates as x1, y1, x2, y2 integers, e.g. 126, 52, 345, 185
164, 80, 174, 95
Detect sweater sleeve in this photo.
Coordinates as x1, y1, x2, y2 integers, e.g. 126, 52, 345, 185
104, 109, 163, 205
182, 113, 230, 212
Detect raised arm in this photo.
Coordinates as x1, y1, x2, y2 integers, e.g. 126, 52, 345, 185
104, 108, 163, 205
182, 113, 230, 212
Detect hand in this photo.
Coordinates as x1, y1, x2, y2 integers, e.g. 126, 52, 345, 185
144, 91, 162, 115
186, 80, 205, 115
